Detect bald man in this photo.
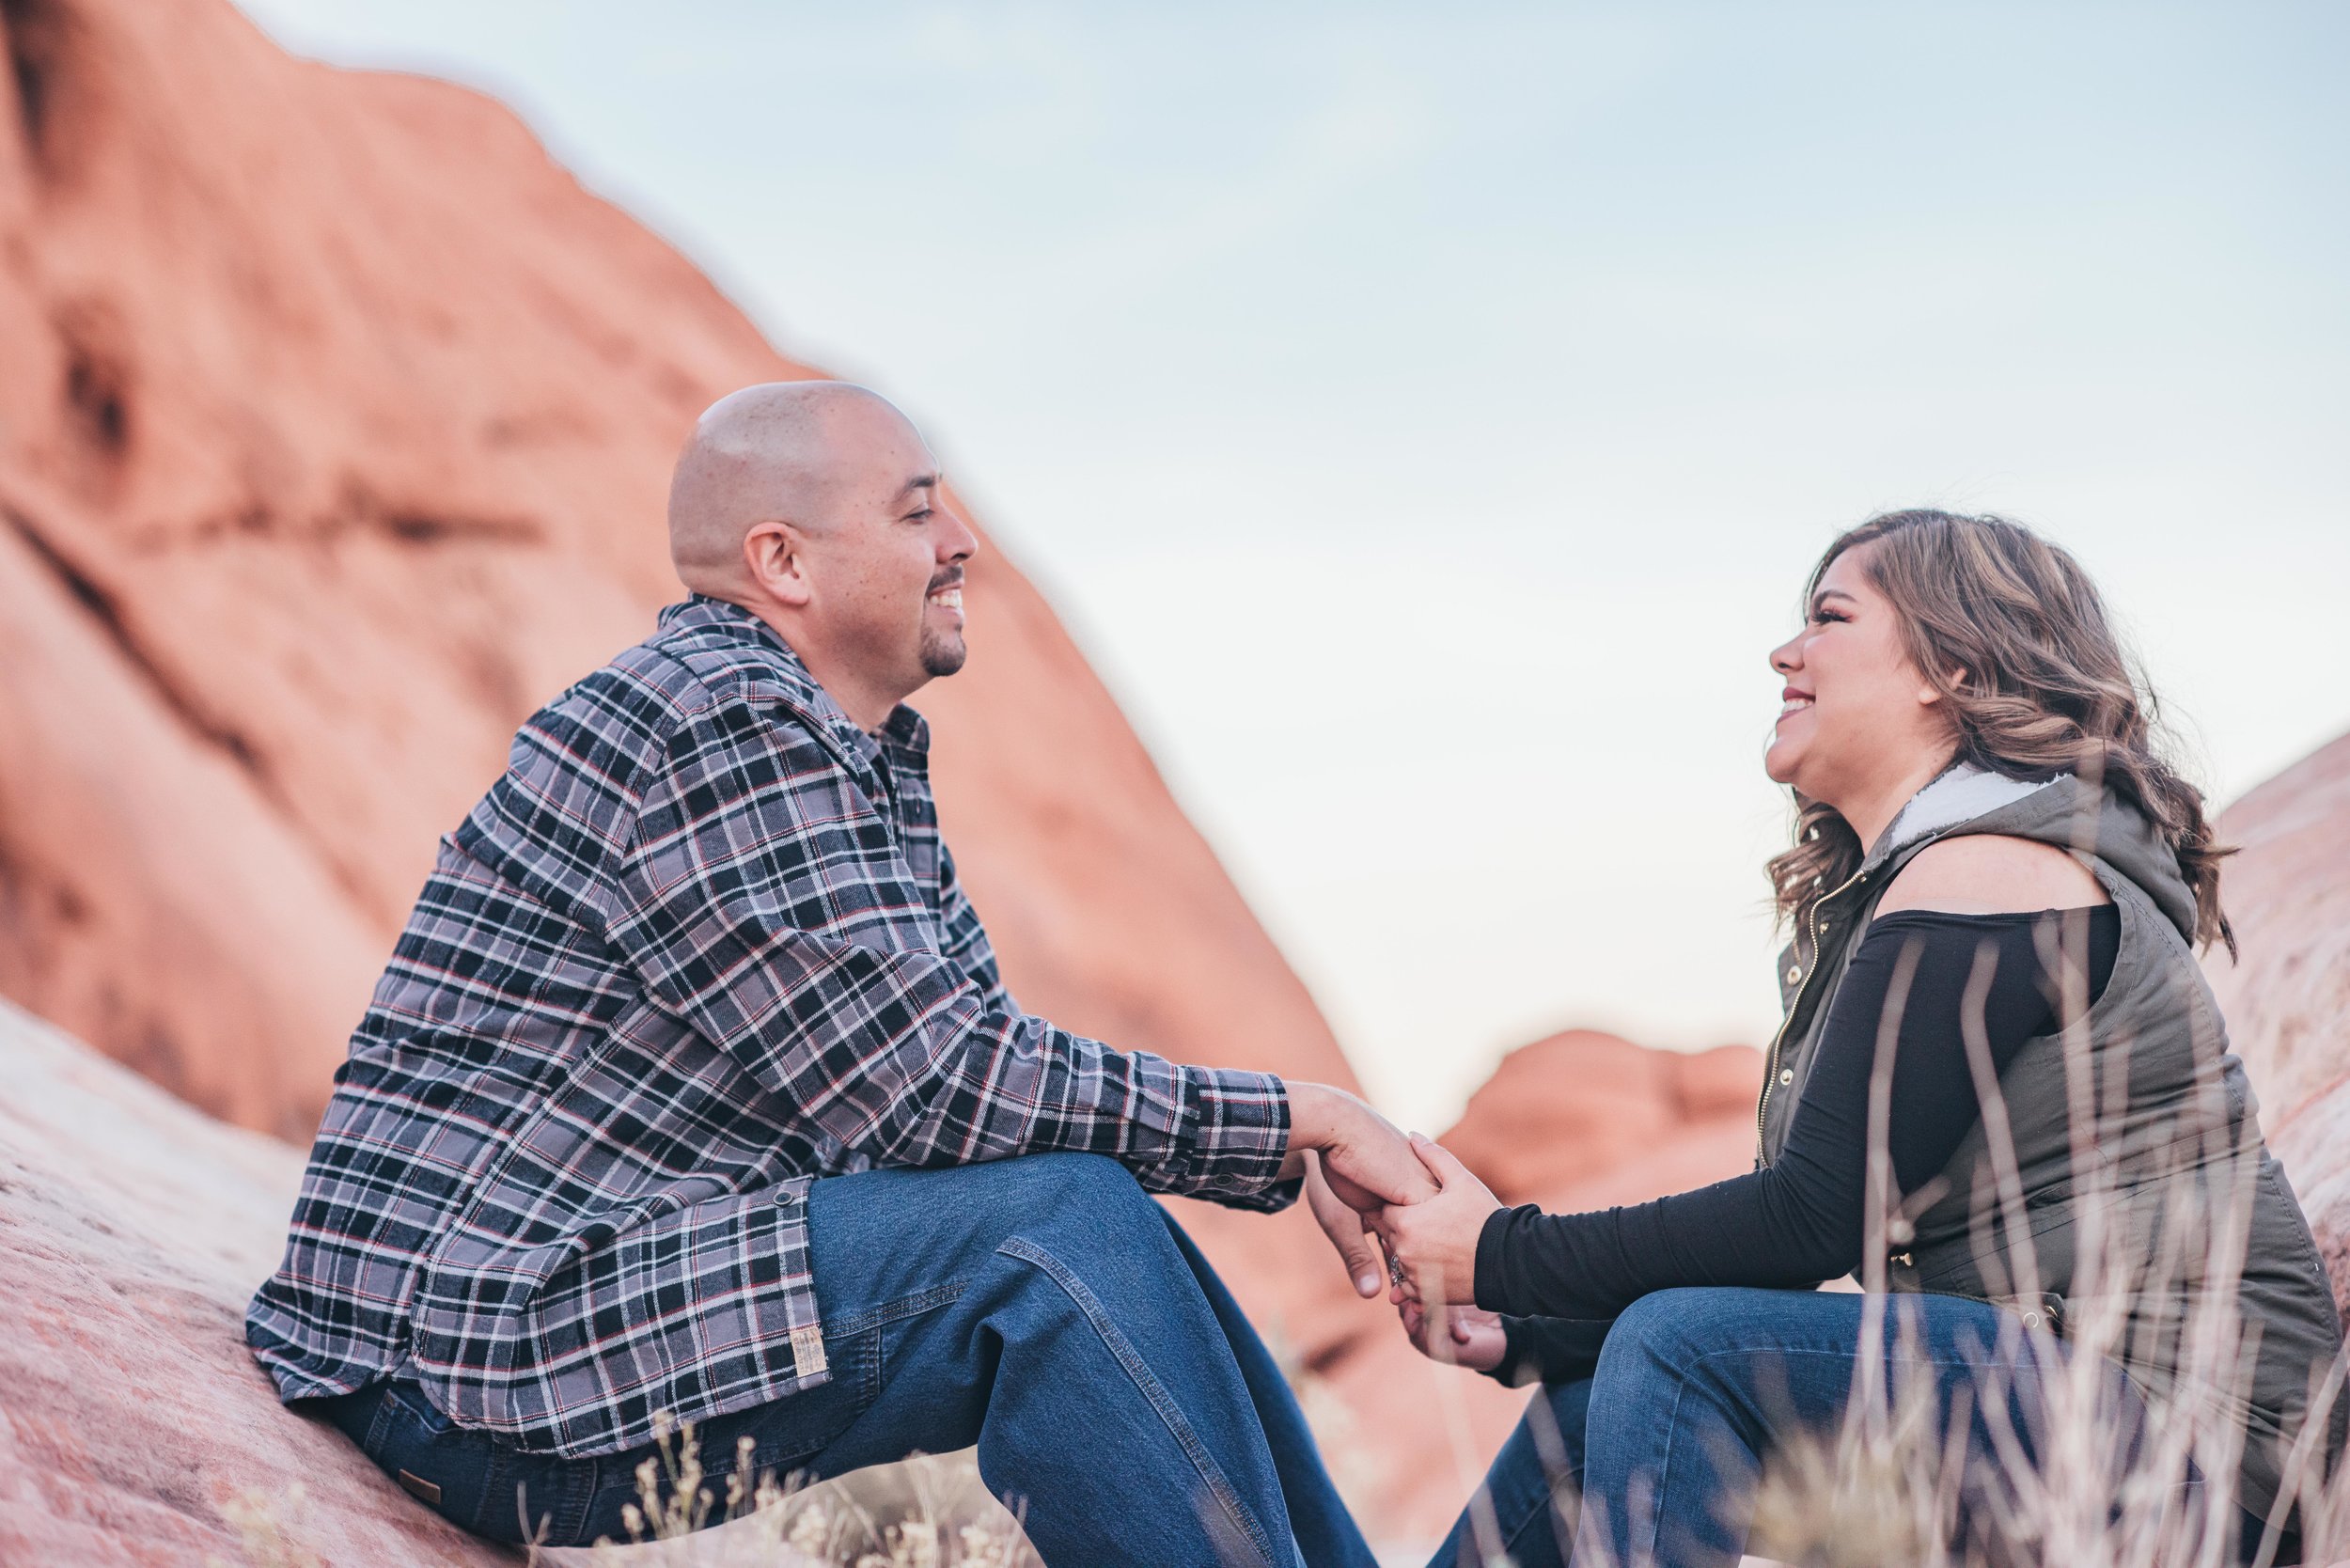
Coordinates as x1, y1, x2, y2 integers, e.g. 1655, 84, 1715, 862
249, 382, 1422, 1566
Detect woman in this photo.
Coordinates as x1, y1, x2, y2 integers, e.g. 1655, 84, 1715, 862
1376, 510, 2345, 1567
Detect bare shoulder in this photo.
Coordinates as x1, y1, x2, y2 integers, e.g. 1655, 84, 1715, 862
1875, 834, 2111, 917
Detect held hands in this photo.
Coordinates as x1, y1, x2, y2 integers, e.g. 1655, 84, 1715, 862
1281, 1086, 1507, 1371
1371, 1135, 1502, 1308
1284, 1083, 1439, 1299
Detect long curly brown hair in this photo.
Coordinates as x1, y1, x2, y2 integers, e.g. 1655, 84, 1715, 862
1765, 510, 2234, 955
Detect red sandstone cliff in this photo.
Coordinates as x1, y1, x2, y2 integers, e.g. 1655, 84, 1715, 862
1443, 1032, 1765, 1213
0, 0, 1340, 1142
0, 0, 1491, 1540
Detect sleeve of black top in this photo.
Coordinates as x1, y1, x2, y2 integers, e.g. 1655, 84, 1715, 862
1487, 1313, 1617, 1388
1473, 907, 2114, 1330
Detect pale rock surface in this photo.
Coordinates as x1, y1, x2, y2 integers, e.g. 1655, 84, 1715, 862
0, 996, 508, 1566
2205, 731, 2350, 1317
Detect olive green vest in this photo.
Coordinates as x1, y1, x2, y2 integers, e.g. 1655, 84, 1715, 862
1757, 766, 2344, 1518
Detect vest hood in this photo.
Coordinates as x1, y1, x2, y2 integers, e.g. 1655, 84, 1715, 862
1859, 763, 2201, 945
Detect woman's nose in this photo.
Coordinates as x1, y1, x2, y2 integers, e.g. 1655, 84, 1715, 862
1769, 634, 1803, 674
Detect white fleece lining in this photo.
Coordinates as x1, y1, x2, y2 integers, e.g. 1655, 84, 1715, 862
1883, 762, 2065, 855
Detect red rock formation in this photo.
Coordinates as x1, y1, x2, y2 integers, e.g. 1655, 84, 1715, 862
0, 0, 1349, 1143
0, 0, 1474, 1542
2204, 731, 2350, 1315
1444, 1031, 1766, 1212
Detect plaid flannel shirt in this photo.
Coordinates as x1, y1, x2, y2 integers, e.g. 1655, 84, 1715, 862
246, 596, 1296, 1455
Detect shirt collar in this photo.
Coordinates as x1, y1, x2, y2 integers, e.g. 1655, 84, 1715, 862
657, 595, 931, 759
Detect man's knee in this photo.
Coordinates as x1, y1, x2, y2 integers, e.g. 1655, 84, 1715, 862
990, 1153, 1196, 1291
1015, 1152, 1156, 1218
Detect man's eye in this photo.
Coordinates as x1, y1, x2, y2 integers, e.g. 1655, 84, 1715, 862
907, 508, 933, 523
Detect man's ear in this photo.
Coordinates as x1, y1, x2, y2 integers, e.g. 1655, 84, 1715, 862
743, 520, 814, 609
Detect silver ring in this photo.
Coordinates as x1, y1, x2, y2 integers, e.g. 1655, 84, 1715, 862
1387, 1257, 1406, 1288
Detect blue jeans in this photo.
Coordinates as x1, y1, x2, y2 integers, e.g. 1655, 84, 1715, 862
1431, 1286, 2284, 1568
319, 1153, 1371, 1567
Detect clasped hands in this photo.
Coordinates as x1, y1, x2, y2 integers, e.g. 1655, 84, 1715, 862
1286, 1083, 1508, 1372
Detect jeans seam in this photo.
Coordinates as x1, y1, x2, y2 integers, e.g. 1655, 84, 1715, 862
1497, 1469, 1570, 1560
824, 1281, 967, 1339
543, 1454, 597, 1548
362, 1386, 398, 1452
996, 1234, 1281, 1568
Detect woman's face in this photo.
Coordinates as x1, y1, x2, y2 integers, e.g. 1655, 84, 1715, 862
1764, 543, 1950, 802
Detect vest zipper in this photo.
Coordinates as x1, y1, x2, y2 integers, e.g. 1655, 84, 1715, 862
1755, 864, 1871, 1161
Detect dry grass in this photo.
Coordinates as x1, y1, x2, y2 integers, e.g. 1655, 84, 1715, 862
517, 1420, 1038, 1568
212, 1483, 327, 1568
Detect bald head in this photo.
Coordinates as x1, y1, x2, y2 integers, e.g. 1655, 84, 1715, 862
664, 380, 979, 729
666, 381, 920, 596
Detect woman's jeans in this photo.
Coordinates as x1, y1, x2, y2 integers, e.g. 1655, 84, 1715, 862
1432, 1286, 2287, 1568
315, 1153, 1372, 1568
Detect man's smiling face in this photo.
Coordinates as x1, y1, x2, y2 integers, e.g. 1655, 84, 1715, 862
794, 398, 978, 700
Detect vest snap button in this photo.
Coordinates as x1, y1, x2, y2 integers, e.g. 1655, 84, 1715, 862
1778, 1068, 1794, 1085
1785, 965, 1801, 983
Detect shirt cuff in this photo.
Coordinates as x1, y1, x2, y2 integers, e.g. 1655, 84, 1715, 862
1172, 1067, 1297, 1212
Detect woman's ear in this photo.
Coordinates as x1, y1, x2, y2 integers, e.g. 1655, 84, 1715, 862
1918, 666, 1970, 707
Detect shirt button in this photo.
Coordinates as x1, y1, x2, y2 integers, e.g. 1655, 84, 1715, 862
1785, 965, 1802, 983
773, 1189, 799, 1207
1778, 1068, 1794, 1085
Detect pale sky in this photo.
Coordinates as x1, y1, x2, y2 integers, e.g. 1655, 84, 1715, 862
239, 1, 2350, 1131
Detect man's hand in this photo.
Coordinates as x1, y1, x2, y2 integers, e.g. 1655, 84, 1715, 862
1372, 1135, 1501, 1307
1304, 1153, 1385, 1299
1283, 1082, 1440, 1211
1282, 1082, 1437, 1297
1400, 1298, 1508, 1374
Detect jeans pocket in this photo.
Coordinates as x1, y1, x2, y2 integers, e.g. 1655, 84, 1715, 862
365, 1381, 503, 1536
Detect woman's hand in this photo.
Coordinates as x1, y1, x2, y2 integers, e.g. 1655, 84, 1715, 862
1373, 1135, 1501, 1307
1400, 1298, 1507, 1374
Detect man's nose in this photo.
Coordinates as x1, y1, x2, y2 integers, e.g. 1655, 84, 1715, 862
938, 503, 979, 564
